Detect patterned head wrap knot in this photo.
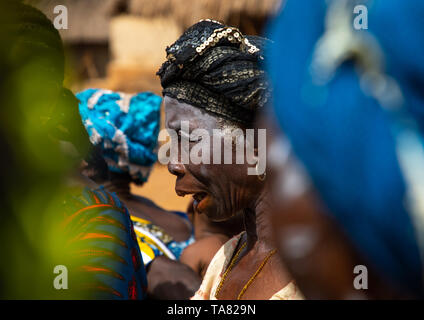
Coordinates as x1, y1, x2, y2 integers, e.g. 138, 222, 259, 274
77, 89, 162, 184
157, 19, 272, 125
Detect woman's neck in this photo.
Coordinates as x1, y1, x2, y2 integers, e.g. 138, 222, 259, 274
243, 187, 274, 251
103, 177, 131, 199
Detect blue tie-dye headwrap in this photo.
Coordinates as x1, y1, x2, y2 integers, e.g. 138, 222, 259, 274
267, 0, 424, 297
77, 89, 162, 184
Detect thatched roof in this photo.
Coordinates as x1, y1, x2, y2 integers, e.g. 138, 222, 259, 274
33, 0, 283, 41
129, 0, 283, 28
34, 0, 124, 42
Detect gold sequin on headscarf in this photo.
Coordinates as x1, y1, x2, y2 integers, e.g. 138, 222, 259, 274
157, 19, 272, 125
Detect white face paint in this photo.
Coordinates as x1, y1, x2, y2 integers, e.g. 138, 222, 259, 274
157, 120, 267, 176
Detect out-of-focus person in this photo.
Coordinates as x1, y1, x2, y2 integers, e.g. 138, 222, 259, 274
77, 89, 201, 299
0, 0, 147, 299
266, 0, 424, 299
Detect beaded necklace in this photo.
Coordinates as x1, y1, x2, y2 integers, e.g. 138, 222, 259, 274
214, 237, 277, 300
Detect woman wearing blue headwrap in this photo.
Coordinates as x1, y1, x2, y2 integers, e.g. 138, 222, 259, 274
266, 0, 424, 299
77, 88, 202, 298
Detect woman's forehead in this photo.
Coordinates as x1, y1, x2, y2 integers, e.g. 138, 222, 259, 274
164, 96, 219, 129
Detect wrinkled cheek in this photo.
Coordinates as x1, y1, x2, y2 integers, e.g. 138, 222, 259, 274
198, 164, 212, 180
202, 184, 232, 221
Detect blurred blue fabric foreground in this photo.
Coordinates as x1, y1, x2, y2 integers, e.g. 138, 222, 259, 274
267, 0, 424, 296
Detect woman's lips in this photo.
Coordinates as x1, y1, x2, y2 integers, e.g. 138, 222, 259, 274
175, 188, 209, 213
192, 192, 207, 203
192, 192, 208, 212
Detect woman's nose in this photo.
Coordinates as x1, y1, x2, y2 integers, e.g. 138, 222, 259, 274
168, 162, 186, 177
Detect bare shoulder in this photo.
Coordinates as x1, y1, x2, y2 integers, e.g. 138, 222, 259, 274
188, 234, 229, 254
180, 234, 230, 277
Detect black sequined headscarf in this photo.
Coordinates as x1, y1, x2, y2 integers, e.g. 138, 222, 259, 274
157, 20, 271, 126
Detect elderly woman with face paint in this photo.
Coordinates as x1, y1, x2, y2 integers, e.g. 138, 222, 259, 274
157, 20, 303, 300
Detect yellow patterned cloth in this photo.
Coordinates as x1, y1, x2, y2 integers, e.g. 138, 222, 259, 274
131, 216, 177, 265
192, 232, 304, 300
131, 215, 195, 266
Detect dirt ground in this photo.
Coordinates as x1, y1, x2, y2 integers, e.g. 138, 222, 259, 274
131, 163, 191, 212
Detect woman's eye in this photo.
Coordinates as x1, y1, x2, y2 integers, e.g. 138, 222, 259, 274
189, 133, 202, 143
178, 130, 201, 143
177, 130, 186, 141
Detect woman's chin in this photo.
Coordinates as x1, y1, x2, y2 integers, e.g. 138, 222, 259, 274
205, 208, 236, 223
195, 196, 236, 222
